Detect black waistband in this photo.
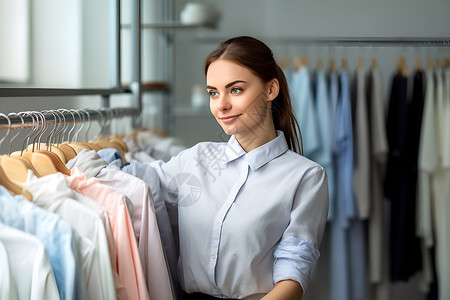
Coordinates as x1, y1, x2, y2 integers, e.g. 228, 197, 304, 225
183, 292, 238, 300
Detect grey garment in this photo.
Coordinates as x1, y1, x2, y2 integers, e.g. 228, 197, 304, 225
111, 159, 182, 300
351, 68, 371, 219
65, 149, 135, 221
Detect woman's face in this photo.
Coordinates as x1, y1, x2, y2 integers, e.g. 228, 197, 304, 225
206, 59, 278, 142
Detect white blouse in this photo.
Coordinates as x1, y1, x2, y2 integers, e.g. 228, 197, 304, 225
148, 131, 329, 299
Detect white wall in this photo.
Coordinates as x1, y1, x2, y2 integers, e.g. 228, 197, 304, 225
171, 0, 450, 147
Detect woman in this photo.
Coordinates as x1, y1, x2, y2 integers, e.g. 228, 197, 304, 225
149, 36, 329, 300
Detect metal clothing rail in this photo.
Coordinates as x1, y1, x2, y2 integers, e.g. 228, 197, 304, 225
191, 36, 450, 47
0, 107, 140, 130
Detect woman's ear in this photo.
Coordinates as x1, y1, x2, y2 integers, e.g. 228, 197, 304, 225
267, 78, 279, 101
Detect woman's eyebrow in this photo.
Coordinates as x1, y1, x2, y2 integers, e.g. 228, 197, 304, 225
206, 80, 247, 90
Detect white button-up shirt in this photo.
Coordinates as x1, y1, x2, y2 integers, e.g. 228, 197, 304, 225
148, 131, 329, 299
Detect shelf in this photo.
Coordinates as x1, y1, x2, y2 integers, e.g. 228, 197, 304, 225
121, 21, 215, 29
173, 106, 211, 117
122, 81, 170, 92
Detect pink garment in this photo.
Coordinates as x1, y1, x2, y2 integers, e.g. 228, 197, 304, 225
96, 165, 174, 300
66, 168, 150, 300
72, 191, 128, 300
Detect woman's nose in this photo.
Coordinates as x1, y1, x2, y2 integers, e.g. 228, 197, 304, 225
217, 94, 231, 111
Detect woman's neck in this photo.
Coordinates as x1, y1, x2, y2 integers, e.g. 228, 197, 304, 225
235, 124, 277, 153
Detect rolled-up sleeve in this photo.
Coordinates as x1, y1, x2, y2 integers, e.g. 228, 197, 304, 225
273, 166, 329, 291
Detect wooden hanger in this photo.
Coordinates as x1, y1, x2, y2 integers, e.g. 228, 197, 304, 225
426, 58, 433, 70
444, 58, 450, 69
435, 58, 441, 69
279, 57, 292, 70
56, 143, 77, 161
329, 58, 336, 73
0, 113, 41, 180
370, 58, 378, 70
30, 143, 67, 164
415, 58, 422, 71
0, 161, 32, 201
91, 136, 127, 162
397, 56, 409, 77
340, 58, 348, 70
21, 112, 71, 176
316, 58, 324, 71
357, 58, 364, 70
0, 154, 36, 184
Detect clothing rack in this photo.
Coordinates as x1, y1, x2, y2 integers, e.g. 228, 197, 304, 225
0, 108, 140, 130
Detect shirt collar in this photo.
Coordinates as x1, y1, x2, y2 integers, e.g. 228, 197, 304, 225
23, 170, 76, 206
223, 130, 289, 171
66, 149, 108, 178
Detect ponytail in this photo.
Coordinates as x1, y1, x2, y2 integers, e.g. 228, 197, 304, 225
273, 65, 303, 155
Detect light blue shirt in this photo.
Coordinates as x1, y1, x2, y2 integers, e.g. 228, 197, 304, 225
310, 70, 335, 220
148, 131, 329, 299
329, 70, 366, 300
0, 186, 86, 300
290, 67, 320, 157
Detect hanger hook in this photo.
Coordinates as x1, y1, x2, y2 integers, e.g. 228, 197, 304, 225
35, 111, 48, 150
57, 109, 71, 142
7, 112, 24, 155
0, 113, 12, 149
79, 109, 91, 141
70, 109, 84, 141
27, 111, 41, 152
94, 108, 106, 139
19, 111, 35, 155
78, 109, 88, 141
43, 110, 60, 150
53, 110, 66, 145
61, 109, 76, 142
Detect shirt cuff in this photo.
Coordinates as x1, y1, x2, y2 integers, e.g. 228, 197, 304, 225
273, 237, 320, 292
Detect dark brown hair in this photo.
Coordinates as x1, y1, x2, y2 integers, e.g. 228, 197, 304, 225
204, 36, 303, 154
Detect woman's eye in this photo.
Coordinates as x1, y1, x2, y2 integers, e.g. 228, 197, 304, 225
231, 87, 242, 94
208, 91, 218, 97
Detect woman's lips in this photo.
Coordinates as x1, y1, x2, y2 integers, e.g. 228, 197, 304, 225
220, 114, 240, 123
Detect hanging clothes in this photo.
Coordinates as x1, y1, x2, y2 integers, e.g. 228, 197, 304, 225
365, 64, 391, 300
0, 222, 59, 300
351, 67, 370, 219
66, 168, 150, 300
66, 150, 174, 300
418, 67, 450, 300
384, 71, 422, 281
23, 171, 117, 300
98, 147, 183, 300
0, 185, 87, 300
329, 69, 367, 300
290, 66, 320, 157
310, 69, 335, 220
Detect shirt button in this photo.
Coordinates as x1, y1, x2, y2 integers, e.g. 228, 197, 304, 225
211, 254, 216, 260
213, 288, 219, 293
215, 220, 220, 226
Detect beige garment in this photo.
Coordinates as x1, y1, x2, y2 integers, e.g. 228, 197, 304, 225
431, 68, 450, 300
366, 67, 388, 288
417, 69, 437, 292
